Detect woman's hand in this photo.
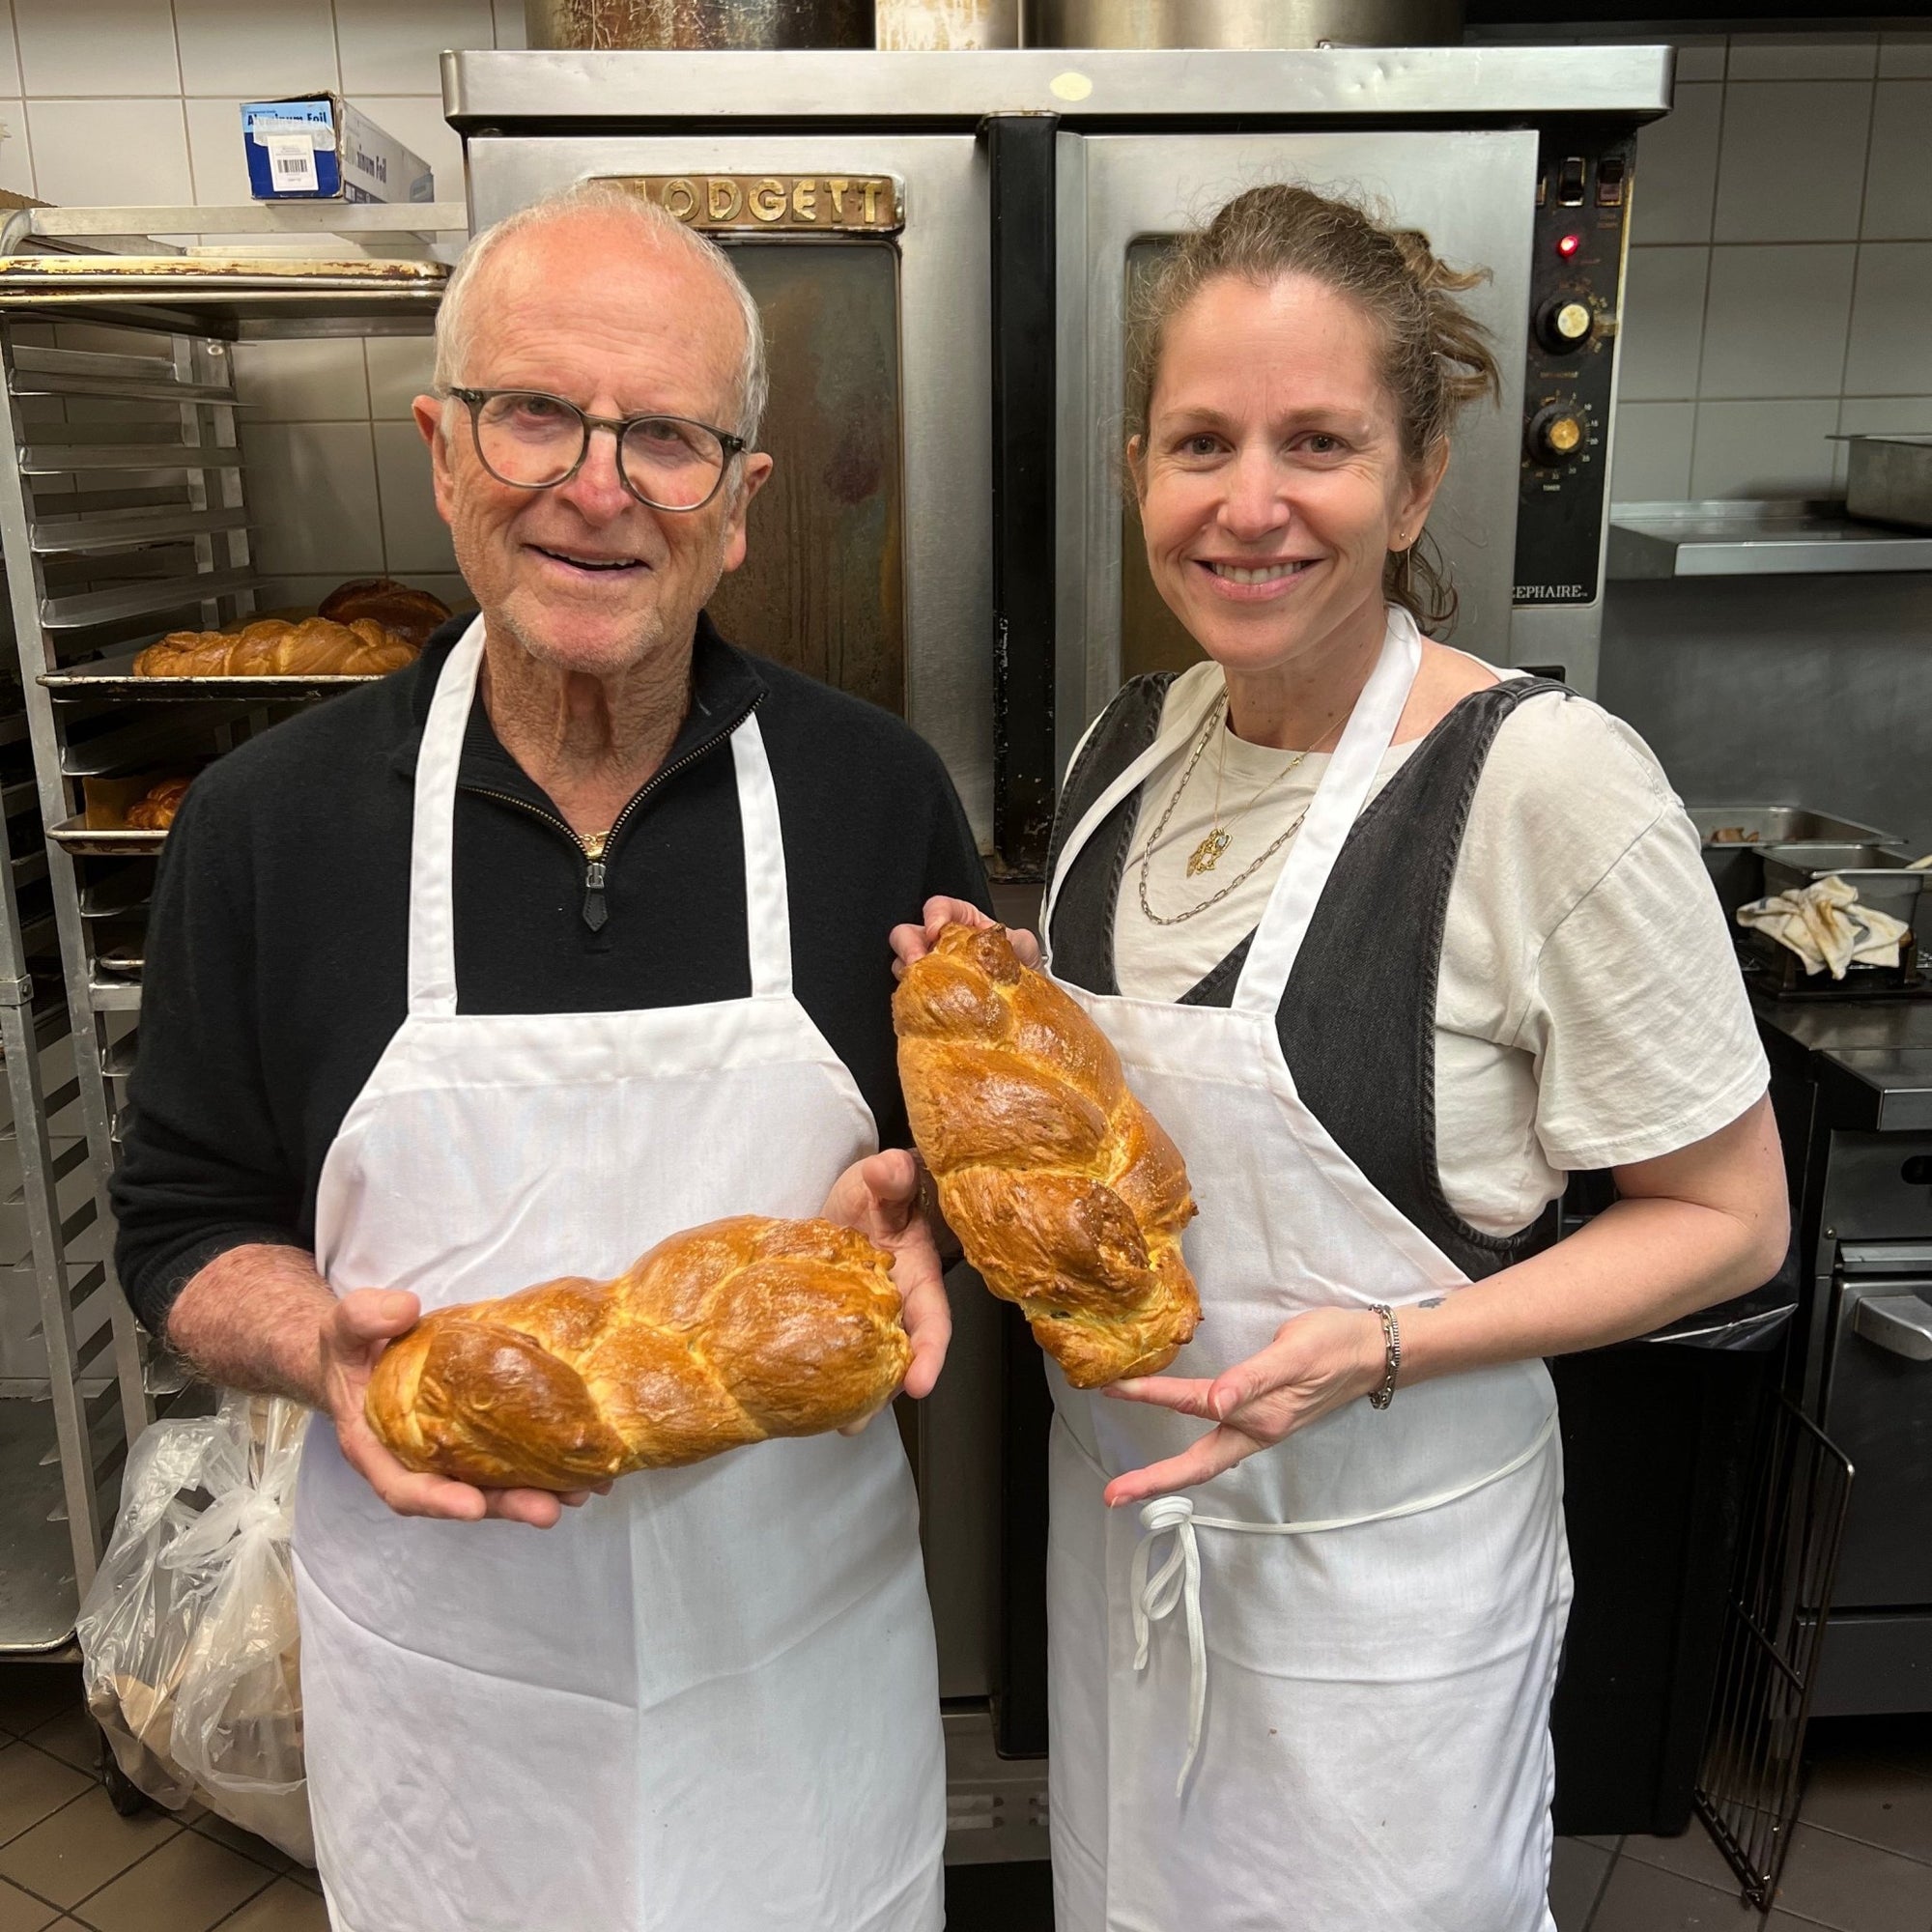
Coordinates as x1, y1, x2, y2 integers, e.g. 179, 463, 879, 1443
324, 1290, 604, 1528
889, 895, 1040, 980
1099, 1306, 1387, 1508
822, 1149, 952, 1405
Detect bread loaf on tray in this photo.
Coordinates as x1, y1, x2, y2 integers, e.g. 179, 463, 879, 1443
364, 1215, 912, 1490
894, 923, 1201, 1389
125, 776, 191, 831
318, 576, 451, 648
133, 616, 416, 678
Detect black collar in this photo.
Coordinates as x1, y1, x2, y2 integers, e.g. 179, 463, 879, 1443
387, 610, 766, 811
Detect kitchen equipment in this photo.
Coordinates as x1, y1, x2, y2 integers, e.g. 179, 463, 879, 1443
1025, 0, 1463, 46
1694, 807, 1905, 921
1843, 432, 1932, 532
445, 39, 1665, 1850
1756, 994, 1932, 1717
877, 0, 1019, 48
448, 43, 1663, 867
522, 0, 872, 49
1760, 843, 1925, 934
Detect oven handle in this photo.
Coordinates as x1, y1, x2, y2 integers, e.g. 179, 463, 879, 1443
1850, 1288, 1932, 1362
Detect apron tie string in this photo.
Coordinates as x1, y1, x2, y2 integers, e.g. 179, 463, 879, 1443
1130, 1495, 1208, 1797
1121, 1406, 1563, 1801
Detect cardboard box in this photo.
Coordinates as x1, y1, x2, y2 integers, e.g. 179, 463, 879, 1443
241, 96, 434, 205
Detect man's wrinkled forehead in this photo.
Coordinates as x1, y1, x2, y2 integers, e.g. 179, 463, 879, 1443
460, 213, 747, 408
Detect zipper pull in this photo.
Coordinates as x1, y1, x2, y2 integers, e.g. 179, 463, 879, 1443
582, 857, 609, 931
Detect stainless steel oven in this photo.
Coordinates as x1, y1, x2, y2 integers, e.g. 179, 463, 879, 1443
442, 42, 1671, 1855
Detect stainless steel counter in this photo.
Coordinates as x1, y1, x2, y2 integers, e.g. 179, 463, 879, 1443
1609, 499, 1932, 580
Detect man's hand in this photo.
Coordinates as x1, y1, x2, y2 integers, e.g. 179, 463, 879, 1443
821, 1150, 952, 1406
323, 1289, 602, 1528
889, 895, 1041, 980
1098, 1306, 1386, 1508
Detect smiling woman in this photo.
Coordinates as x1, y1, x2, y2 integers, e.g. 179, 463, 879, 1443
995, 180, 1789, 1932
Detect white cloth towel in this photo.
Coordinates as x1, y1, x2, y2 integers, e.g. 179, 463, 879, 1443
1737, 873, 1912, 980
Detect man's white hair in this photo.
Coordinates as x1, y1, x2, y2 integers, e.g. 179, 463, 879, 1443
432, 180, 769, 445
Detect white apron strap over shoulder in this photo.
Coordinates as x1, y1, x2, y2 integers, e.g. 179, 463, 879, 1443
1230, 606, 1422, 1014
1040, 668, 1226, 973
406, 617, 795, 1015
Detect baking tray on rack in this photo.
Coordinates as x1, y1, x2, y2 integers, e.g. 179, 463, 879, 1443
40, 653, 398, 702
45, 817, 166, 858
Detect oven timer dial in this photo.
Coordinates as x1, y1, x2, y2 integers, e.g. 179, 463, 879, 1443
1525, 403, 1590, 466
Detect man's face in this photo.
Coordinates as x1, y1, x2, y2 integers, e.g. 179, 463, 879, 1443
413, 214, 773, 680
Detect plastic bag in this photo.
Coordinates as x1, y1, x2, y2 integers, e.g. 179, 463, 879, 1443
77, 1391, 313, 1864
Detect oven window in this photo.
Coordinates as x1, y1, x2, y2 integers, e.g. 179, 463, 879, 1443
707, 241, 905, 716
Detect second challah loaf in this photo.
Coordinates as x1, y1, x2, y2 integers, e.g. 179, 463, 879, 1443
364, 1215, 911, 1490
894, 923, 1201, 1388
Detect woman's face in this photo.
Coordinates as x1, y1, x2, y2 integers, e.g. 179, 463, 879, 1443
1132, 271, 1445, 677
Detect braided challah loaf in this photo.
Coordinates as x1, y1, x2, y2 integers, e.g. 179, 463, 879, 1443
133, 615, 416, 678
364, 1215, 911, 1491
895, 923, 1200, 1389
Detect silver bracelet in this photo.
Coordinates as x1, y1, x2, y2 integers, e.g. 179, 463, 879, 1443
1368, 1304, 1402, 1410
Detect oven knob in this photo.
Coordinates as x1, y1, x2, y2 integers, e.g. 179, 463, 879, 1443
1537, 297, 1595, 354
1526, 405, 1587, 465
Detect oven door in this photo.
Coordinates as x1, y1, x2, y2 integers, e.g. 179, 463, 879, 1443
1052, 128, 1537, 778
464, 133, 995, 843
1823, 1243, 1932, 1609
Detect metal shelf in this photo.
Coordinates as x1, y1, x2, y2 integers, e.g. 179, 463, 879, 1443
1608, 499, 1932, 580
31, 504, 254, 556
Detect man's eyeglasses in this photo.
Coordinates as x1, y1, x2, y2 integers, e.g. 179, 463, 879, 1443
446, 387, 749, 513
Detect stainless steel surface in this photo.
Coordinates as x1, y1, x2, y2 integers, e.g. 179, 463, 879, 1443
1760, 843, 1924, 930
1026, 0, 1462, 48
0, 1396, 92, 1649
0, 201, 467, 243
467, 129, 994, 835
1058, 128, 1534, 755
1600, 575, 1932, 857
523, 0, 870, 49
1843, 434, 1932, 533
40, 661, 391, 700
942, 1707, 1049, 1863
877, 0, 1018, 49
444, 45, 1675, 124
44, 819, 167, 859
1608, 498, 1932, 578
1690, 807, 1901, 849
1826, 1273, 1932, 1605
1851, 1289, 1932, 1361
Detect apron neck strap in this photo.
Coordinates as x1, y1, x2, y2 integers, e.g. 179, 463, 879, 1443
1231, 606, 1423, 1015
1041, 669, 1226, 972
407, 621, 794, 1016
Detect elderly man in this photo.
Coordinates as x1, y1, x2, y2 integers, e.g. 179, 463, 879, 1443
108, 183, 984, 1931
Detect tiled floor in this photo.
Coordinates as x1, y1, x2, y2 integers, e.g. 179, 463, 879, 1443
0, 1659, 1923, 1931
1551, 1716, 1932, 1932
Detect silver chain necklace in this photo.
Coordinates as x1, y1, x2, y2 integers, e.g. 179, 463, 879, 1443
1135, 700, 1309, 926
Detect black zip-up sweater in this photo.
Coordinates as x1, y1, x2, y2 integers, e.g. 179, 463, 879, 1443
110, 613, 990, 1336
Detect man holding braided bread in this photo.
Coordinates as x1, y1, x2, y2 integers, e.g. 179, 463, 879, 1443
109, 185, 985, 1932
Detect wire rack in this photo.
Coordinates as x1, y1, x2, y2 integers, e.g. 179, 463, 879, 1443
1693, 1393, 1855, 1914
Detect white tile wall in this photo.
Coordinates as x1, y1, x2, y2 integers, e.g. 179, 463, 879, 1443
0, 0, 526, 592
1612, 27, 1932, 504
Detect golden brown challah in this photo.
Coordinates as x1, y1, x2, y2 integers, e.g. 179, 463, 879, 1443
125, 776, 191, 831
318, 576, 451, 648
133, 616, 416, 678
895, 923, 1200, 1389
364, 1215, 912, 1491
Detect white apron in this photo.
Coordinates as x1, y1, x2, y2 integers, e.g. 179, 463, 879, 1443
1041, 609, 1573, 1932
292, 617, 945, 1932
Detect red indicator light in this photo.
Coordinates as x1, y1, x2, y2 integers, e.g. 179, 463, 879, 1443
1557, 232, 1582, 258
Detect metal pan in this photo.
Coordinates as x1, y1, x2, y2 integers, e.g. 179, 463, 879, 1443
45, 816, 166, 858
1760, 844, 1925, 932
41, 654, 395, 702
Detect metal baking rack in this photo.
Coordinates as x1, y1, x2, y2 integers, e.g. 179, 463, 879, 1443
0, 208, 459, 1648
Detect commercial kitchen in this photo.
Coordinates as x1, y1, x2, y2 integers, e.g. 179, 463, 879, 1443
0, 3, 1921, 1930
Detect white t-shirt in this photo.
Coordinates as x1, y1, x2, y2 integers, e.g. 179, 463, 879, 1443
1094, 660, 1769, 1236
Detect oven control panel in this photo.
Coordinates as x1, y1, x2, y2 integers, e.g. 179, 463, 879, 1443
1512, 130, 1636, 611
